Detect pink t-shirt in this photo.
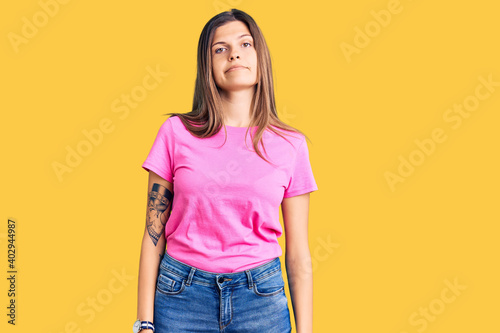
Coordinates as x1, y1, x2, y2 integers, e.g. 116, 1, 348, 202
142, 115, 318, 273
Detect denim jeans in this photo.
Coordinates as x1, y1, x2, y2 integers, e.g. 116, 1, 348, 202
153, 252, 292, 332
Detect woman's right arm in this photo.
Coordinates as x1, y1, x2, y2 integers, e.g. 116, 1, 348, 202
136, 170, 174, 332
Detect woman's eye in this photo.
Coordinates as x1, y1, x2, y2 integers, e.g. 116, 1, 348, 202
214, 42, 251, 54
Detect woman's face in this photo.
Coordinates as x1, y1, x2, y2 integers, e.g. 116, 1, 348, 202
211, 20, 258, 93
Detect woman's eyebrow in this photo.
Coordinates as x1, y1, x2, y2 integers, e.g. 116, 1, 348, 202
212, 34, 253, 48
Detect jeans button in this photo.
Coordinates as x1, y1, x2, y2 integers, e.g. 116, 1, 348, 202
218, 276, 224, 283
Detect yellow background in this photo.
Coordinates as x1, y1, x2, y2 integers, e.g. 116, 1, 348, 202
1, 0, 499, 332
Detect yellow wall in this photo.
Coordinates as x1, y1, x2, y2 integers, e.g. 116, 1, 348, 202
1, 0, 499, 332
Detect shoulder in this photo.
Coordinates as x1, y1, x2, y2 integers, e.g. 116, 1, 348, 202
266, 124, 305, 150
163, 115, 178, 127
156, 115, 181, 135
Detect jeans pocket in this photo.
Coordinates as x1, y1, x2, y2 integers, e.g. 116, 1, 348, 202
156, 268, 187, 296
252, 269, 285, 297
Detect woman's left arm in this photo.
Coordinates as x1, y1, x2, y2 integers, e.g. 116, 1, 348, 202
282, 193, 313, 333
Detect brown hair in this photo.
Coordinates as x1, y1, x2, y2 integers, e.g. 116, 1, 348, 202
164, 8, 311, 165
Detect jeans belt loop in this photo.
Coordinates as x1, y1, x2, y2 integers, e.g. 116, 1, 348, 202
186, 267, 196, 286
245, 270, 253, 289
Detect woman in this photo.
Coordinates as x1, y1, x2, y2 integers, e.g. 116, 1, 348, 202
135, 8, 318, 333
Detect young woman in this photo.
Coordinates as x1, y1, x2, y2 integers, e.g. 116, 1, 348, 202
135, 8, 318, 333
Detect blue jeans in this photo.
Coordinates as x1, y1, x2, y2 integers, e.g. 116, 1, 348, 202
154, 252, 292, 332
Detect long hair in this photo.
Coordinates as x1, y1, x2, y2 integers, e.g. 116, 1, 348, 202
164, 8, 311, 165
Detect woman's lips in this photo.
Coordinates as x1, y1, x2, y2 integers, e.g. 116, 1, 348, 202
227, 66, 247, 72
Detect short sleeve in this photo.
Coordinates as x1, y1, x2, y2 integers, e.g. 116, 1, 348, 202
283, 137, 319, 198
142, 117, 175, 183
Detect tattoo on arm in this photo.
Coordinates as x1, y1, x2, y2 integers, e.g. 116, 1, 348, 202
146, 183, 173, 246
